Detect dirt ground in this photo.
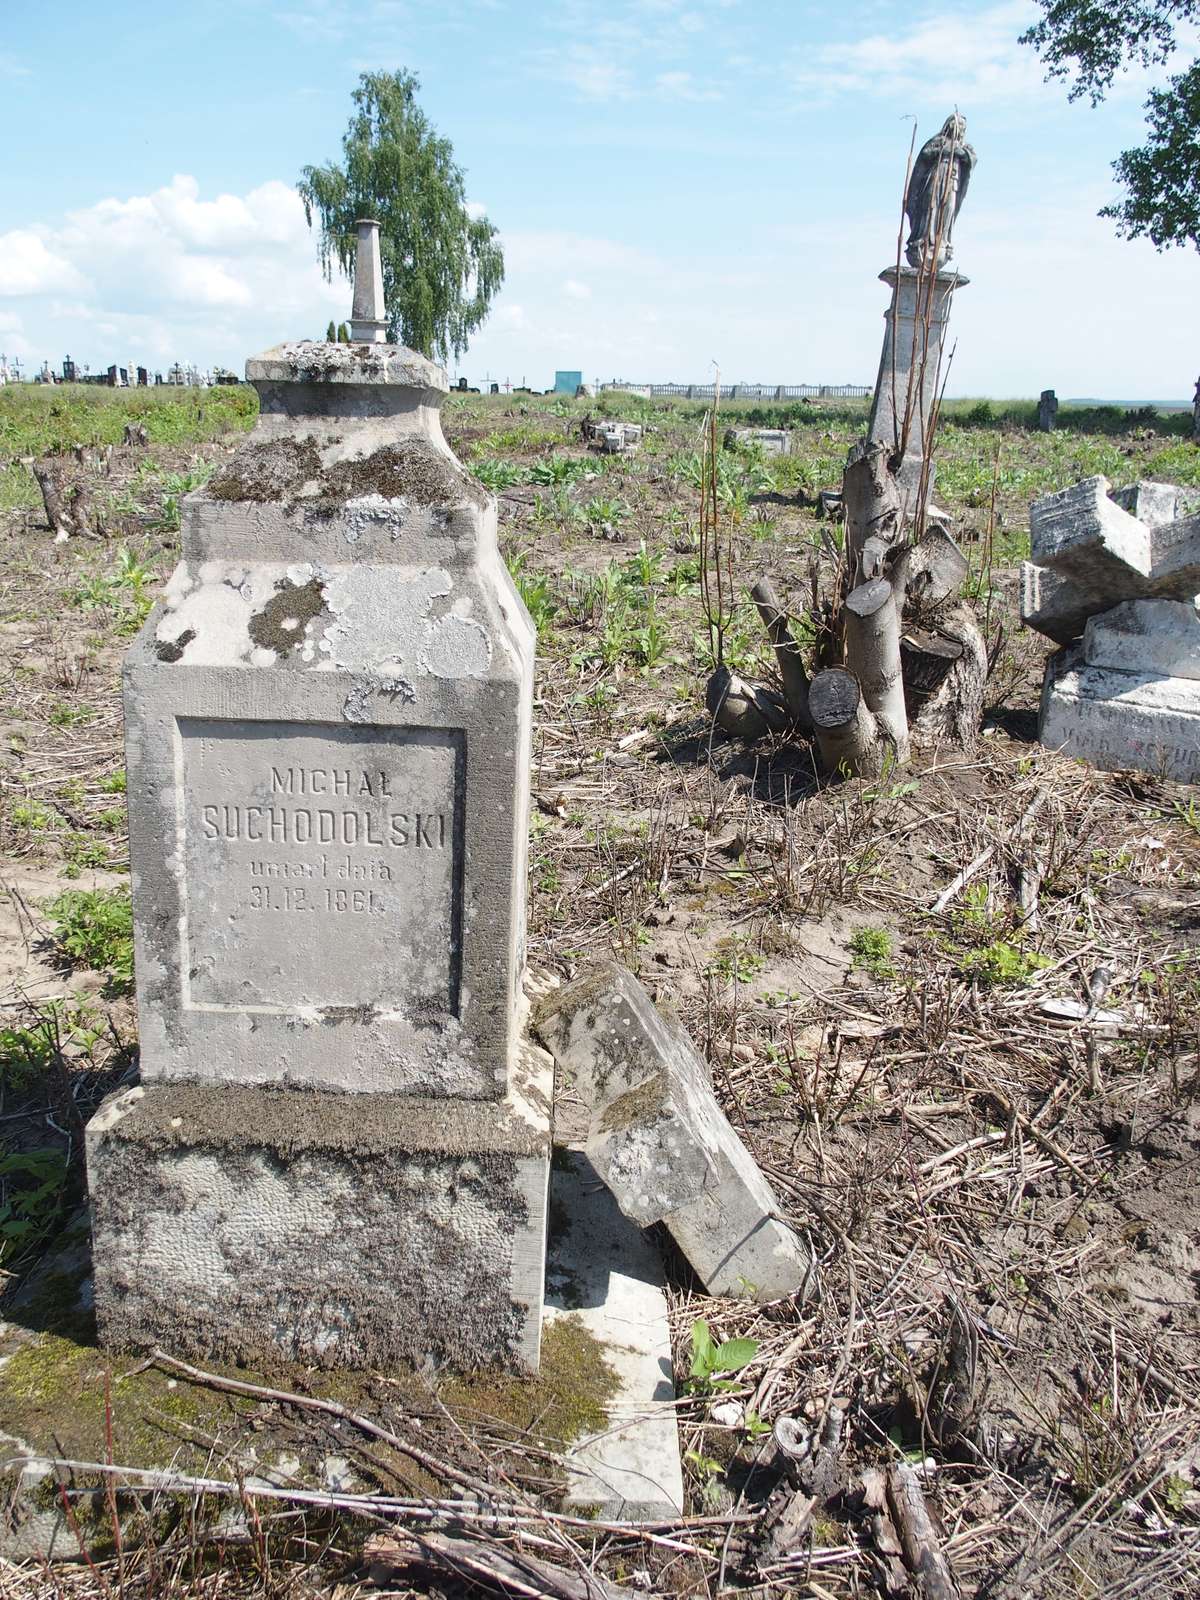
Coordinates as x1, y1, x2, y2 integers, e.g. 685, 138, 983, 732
1, 388, 1199, 1598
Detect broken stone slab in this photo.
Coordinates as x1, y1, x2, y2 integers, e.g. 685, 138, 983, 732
1110, 480, 1200, 531
1148, 513, 1200, 598
1029, 475, 1151, 587
544, 1150, 683, 1521
1083, 599, 1200, 682
726, 427, 791, 456
1038, 643, 1200, 784
1020, 560, 1099, 646
537, 964, 811, 1303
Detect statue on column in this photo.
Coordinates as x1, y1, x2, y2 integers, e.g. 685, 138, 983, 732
904, 114, 976, 271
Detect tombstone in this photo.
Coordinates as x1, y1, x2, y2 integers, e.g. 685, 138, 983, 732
867, 115, 975, 509
725, 427, 791, 456
85, 219, 548, 1374
456, 376, 468, 391
63, 356, 77, 383
137, 367, 149, 387
107, 365, 119, 387
490, 381, 500, 394
1038, 389, 1058, 432
1024, 476, 1200, 781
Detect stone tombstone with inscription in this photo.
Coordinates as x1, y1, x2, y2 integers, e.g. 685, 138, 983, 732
86, 221, 549, 1372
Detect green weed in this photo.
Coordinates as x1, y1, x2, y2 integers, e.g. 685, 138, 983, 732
849, 926, 895, 979
686, 1318, 758, 1394
44, 888, 134, 990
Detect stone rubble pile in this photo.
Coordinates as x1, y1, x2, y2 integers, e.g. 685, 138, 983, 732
1023, 475, 1200, 782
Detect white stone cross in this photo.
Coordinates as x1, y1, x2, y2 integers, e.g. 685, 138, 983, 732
349, 218, 387, 343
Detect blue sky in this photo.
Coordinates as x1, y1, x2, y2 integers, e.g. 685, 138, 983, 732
1, 0, 1196, 397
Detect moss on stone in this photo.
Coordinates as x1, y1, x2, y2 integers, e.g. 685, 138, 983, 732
598, 1071, 667, 1134
442, 1316, 618, 1451
208, 438, 322, 502
247, 578, 326, 655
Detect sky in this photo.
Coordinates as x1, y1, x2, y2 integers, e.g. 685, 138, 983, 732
0, 0, 1196, 398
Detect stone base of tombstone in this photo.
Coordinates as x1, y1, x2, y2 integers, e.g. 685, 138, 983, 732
87, 1053, 552, 1371
1039, 625, 1200, 786
867, 263, 967, 509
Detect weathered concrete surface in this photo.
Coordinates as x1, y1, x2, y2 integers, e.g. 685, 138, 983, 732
1110, 480, 1200, 530
1029, 476, 1151, 588
1039, 643, 1200, 784
1083, 599, 1200, 682
727, 427, 791, 456
122, 341, 534, 1099
867, 263, 966, 506
545, 1151, 683, 1521
539, 965, 811, 1303
87, 1057, 552, 1371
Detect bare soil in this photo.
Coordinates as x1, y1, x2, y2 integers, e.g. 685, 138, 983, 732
2, 392, 1199, 1598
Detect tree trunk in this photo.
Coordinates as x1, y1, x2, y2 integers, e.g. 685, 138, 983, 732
843, 439, 901, 584
903, 603, 986, 746
809, 668, 881, 777
844, 578, 910, 763
891, 524, 969, 610
706, 665, 790, 741
750, 576, 813, 731
33, 461, 74, 540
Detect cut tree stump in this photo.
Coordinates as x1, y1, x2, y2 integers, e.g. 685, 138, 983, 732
750, 576, 813, 731
902, 603, 986, 746
843, 439, 901, 583
809, 667, 881, 776
844, 577, 910, 763
705, 665, 790, 741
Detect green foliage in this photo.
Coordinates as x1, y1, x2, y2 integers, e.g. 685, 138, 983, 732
957, 940, 1052, 987
471, 457, 527, 490
44, 888, 134, 990
1021, 1, 1200, 249
505, 550, 556, 632
849, 926, 895, 979
298, 70, 504, 361
0, 383, 256, 459
0, 1150, 69, 1269
687, 1318, 759, 1393
529, 456, 589, 486
326, 319, 337, 342
337, 322, 350, 343
153, 462, 215, 532
69, 545, 158, 633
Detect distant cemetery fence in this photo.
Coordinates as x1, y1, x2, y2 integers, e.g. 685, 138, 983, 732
598, 382, 872, 401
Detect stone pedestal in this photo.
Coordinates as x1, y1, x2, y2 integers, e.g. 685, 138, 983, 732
867, 263, 966, 505
1039, 599, 1200, 784
88, 337, 547, 1370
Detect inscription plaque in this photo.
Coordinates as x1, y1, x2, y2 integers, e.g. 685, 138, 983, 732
179, 718, 464, 1013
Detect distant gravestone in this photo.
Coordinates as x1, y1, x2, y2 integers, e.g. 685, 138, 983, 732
1038, 389, 1058, 432
87, 218, 548, 1372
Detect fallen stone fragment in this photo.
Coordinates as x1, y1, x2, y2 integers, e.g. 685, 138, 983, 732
1110, 480, 1200, 530
1029, 475, 1151, 587
537, 964, 812, 1303
1083, 599, 1200, 682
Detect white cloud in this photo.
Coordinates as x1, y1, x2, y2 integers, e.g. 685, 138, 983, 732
563, 279, 592, 299
0, 231, 87, 297
556, 49, 634, 100
655, 70, 721, 102
0, 175, 347, 373
465, 200, 488, 221
790, 1, 1044, 104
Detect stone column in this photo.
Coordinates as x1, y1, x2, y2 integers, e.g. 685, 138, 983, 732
349, 219, 387, 343
867, 263, 966, 506
87, 316, 548, 1373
